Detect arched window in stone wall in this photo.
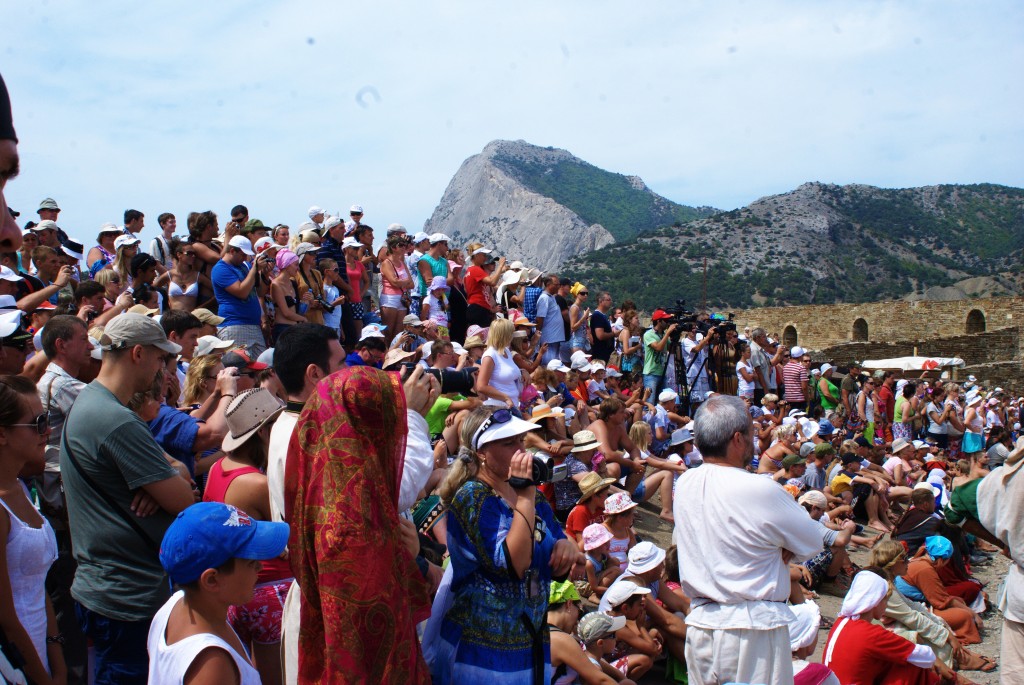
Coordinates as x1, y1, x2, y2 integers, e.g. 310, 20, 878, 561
783, 325, 798, 348
852, 318, 868, 341
966, 309, 986, 334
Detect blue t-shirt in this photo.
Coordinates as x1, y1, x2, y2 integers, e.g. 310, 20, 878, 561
536, 291, 566, 344
211, 260, 262, 326
148, 403, 200, 477
345, 351, 381, 368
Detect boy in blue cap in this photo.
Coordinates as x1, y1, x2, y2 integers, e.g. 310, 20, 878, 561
147, 502, 289, 685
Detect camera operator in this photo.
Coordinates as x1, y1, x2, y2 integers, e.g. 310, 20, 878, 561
710, 327, 740, 396
681, 322, 715, 410
642, 310, 679, 398
749, 327, 784, 405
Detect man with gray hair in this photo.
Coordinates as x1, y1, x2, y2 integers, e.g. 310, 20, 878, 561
673, 395, 823, 684
748, 327, 783, 404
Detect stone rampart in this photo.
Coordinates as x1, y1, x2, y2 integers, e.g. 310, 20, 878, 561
733, 296, 1024, 353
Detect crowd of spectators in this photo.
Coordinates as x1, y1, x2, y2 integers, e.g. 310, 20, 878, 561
2, 73, 1022, 685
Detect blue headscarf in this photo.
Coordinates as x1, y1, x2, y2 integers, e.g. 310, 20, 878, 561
924, 535, 953, 560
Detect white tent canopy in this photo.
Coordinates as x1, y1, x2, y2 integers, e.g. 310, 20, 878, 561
861, 356, 965, 371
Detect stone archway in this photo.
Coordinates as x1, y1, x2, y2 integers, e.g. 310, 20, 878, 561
852, 317, 869, 341
966, 309, 986, 334
783, 325, 798, 348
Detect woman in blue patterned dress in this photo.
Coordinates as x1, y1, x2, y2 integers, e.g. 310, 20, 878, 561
431, 407, 582, 684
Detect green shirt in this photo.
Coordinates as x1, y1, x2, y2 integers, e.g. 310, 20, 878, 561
643, 328, 668, 377
425, 395, 464, 437
944, 477, 981, 526
61, 381, 179, 621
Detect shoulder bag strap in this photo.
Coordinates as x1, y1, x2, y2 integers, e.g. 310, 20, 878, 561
59, 413, 160, 555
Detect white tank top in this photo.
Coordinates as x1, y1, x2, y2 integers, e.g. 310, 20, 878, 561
147, 591, 262, 685
0, 486, 57, 673
482, 347, 521, 407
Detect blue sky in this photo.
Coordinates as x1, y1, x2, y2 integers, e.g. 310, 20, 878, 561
4, 1, 1022, 248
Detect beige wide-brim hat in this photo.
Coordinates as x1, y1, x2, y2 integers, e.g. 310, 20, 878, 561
576, 471, 617, 504
222, 388, 284, 453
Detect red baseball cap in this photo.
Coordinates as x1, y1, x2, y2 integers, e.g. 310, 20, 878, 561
651, 309, 673, 321
222, 349, 268, 372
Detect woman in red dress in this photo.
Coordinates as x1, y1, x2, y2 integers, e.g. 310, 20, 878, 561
823, 571, 939, 684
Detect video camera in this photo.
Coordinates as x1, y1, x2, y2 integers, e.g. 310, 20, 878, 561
508, 454, 568, 489
662, 300, 736, 340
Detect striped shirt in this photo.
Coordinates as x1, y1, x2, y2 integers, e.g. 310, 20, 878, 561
782, 360, 809, 402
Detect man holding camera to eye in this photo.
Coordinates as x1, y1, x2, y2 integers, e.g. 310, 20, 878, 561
211, 235, 272, 357
681, 322, 715, 410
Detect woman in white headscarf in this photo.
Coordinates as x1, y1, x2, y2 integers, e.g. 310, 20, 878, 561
822, 571, 939, 685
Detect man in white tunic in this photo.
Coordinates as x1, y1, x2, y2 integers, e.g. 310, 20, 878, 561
673, 394, 823, 685
976, 436, 1024, 683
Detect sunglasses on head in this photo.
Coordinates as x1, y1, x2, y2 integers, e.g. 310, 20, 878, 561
7, 411, 49, 435
471, 408, 513, 449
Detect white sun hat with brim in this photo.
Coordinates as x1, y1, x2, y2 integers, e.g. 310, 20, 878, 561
626, 541, 667, 574
472, 411, 539, 450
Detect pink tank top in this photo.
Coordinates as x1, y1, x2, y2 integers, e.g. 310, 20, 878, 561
382, 259, 409, 296
203, 460, 292, 583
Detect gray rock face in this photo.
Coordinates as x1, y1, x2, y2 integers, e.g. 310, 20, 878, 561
423, 141, 615, 273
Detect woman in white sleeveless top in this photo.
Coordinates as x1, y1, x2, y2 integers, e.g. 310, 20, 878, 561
0, 376, 61, 685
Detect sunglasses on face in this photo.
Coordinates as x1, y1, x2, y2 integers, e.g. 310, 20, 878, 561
7, 411, 49, 435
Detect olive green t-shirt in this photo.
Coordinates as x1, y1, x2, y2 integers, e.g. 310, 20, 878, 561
61, 381, 178, 621
643, 328, 668, 377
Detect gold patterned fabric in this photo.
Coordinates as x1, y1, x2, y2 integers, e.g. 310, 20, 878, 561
285, 366, 431, 683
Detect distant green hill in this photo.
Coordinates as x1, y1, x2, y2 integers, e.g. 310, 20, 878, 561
563, 182, 1024, 311
491, 149, 715, 242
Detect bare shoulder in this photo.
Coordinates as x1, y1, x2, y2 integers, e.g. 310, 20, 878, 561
183, 646, 241, 685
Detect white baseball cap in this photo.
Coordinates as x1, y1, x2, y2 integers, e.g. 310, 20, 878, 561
0, 266, 23, 282
428, 233, 450, 244
114, 234, 140, 250
546, 358, 569, 373
658, 389, 678, 403
790, 346, 806, 358
308, 205, 324, 219
195, 335, 233, 357
228, 235, 255, 256
349, 204, 364, 214
0, 309, 24, 337
412, 231, 430, 244
604, 580, 652, 608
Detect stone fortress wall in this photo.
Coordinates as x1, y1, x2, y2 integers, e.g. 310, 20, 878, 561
731, 296, 1024, 391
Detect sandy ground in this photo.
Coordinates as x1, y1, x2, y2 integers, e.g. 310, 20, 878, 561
629, 493, 1007, 684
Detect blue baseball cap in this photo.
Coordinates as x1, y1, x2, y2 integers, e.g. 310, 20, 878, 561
160, 502, 289, 585
817, 418, 836, 436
